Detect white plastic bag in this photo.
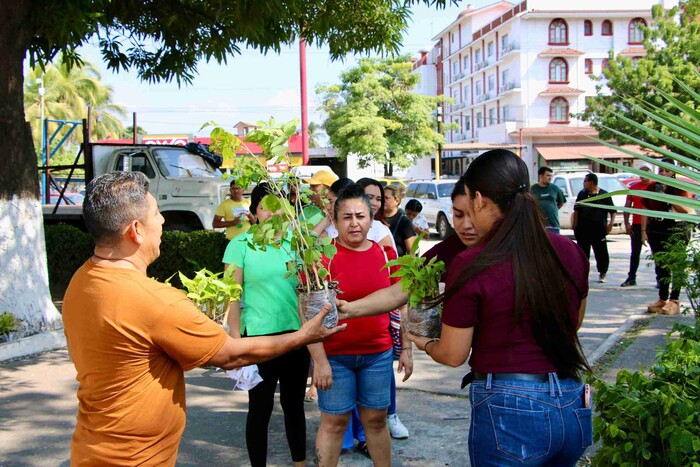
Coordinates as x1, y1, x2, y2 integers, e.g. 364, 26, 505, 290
226, 364, 263, 390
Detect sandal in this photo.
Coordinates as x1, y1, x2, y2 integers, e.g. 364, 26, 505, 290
304, 388, 317, 403
355, 441, 371, 459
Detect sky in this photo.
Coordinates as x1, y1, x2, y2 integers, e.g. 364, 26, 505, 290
73, 1, 493, 137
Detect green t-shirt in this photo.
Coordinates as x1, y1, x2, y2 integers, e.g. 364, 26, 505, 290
302, 205, 325, 227
530, 183, 566, 229
222, 232, 300, 336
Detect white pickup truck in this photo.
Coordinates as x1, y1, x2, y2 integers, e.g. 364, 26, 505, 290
42, 143, 230, 231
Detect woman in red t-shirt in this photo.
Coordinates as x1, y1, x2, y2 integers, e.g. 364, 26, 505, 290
408, 150, 592, 466
309, 184, 407, 467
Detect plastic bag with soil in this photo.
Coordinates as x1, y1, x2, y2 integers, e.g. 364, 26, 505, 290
402, 303, 441, 338
300, 287, 339, 329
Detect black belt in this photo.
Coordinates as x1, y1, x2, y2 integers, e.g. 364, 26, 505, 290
461, 371, 551, 389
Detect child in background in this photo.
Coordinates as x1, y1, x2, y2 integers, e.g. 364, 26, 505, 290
405, 199, 430, 237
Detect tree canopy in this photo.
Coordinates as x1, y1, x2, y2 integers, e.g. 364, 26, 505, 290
318, 56, 448, 170
579, 0, 700, 147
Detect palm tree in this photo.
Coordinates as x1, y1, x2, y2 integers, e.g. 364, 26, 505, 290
24, 56, 126, 158
307, 121, 324, 148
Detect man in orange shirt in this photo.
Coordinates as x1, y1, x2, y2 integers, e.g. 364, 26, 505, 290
62, 171, 345, 466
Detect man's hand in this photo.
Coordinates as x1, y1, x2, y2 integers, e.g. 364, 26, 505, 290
300, 303, 347, 344
625, 224, 633, 236
606, 222, 614, 234
641, 231, 648, 246
245, 212, 256, 224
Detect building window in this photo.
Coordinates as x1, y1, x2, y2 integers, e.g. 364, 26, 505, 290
501, 34, 509, 51
549, 18, 568, 44
488, 74, 495, 92
584, 20, 592, 36
453, 60, 459, 76
550, 97, 569, 123
476, 112, 483, 128
549, 58, 568, 83
489, 108, 496, 125
463, 55, 470, 73
475, 80, 482, 96
453, 88, 460, 103
475, 49, 482, 65
584, 58, 593, 74
487, 41, 495, 58
464, 116, 471, 131
502, 105, 511, 121
464, 85, 471, 104
629, 18, 647, 44
602, 58, 610, 71
501, 69, 510, 90
602, 20, 613, 36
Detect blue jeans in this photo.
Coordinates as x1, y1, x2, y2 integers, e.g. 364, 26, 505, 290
469, 374, 592, 466
318, 349, 393, 414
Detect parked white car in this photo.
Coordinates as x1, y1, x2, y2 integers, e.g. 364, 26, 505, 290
401, 180, 457, 239
551, 172, 627, 230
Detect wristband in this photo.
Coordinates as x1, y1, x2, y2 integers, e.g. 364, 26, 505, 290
424, 338, 440, 356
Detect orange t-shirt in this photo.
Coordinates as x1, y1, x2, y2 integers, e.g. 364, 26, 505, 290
62, 260, 228, 466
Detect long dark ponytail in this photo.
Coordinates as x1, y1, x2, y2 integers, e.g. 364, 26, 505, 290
444, 150, 590, 379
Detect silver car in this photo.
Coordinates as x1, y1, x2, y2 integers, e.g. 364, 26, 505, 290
401, 180, 457, 239
552, 172, 627, 231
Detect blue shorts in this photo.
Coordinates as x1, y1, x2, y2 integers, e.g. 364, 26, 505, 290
318, 349, 393, 415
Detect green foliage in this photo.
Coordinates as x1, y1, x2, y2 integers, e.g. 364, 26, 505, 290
581, 74, 700, 222
654, 232, 700, 315
44, 224, 94, 296
44, 224, 228, 295
26, 1, 449, 86
318, 56, 452, 170
592, 321, 700, 466
172, 268, 241, 325
384, 233, 445, 308
0, 312, 21, 335
579, 0, 700, 150
208, 119, 336, 293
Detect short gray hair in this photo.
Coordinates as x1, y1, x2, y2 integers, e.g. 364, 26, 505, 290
84, 172, 150, 243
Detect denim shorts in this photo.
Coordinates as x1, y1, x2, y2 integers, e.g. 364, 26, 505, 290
317, 349, 393, 415
468, 374, 592, 466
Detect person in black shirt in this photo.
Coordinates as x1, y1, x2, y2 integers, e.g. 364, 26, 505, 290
572, 173, 616, 283
383, 186, 417, 256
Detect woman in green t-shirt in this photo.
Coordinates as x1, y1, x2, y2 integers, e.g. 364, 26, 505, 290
222, 182, 309, 467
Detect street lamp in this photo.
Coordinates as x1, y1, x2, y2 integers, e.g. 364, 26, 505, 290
435, 105, 442, 180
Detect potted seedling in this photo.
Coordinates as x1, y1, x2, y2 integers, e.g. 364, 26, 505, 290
206, 119, 339, 327
384, 233, 445, 338
0, 311, 23, 342
173, 268, 242, 327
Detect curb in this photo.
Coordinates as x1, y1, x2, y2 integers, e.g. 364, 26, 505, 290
0, 330, 66, 362
586, 313, 652, 366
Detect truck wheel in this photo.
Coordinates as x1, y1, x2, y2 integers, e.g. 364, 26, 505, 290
164, 223, 194, 232
436, 214, 454, 240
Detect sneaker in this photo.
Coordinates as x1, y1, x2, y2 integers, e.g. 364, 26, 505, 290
647, 299, 667, 314
620, 279, 636, 287
598, 274, 606, 283
661, 300, 681, 315
387, 413, 409, 439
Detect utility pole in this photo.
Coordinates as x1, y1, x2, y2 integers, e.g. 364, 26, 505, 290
299, 38, 309, 166
435, 105, 442, 180
38, 76, 47, 202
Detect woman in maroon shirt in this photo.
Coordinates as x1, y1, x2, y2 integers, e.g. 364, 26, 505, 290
408, 149, 592, 466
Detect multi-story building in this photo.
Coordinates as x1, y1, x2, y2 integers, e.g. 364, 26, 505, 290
415, 0, 675, 177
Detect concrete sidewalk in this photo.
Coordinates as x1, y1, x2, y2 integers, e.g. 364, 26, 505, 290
0, 234, 694, 466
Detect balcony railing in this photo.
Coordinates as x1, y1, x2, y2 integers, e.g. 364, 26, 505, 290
500, 43, 519, 55
475, 93, 492, 103
474, 62, 485, 71
499, 82, 516, 93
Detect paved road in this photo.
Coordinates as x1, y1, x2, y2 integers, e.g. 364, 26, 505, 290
0, 233, 674, 466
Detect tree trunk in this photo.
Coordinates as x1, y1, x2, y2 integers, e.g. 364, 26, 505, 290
0, 2, 63, 349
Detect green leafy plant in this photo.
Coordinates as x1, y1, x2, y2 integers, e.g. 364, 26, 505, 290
384, 232, 445, 308
173, 268, 242, 325
206, 118, 337, 294
592, 321, 700, 465
0, 311, 21, 336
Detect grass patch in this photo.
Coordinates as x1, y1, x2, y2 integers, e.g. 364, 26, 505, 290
591, 317, 653, 375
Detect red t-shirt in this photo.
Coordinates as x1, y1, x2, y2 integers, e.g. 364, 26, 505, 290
321, 241, 397, 356
627, 180, 653, 225
442, 232, 589, 374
